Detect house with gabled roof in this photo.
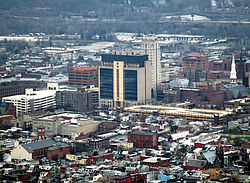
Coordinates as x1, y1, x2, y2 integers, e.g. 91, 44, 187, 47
11, 138, 69, 160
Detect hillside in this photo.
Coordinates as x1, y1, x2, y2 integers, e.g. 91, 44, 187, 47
0, 0, 249, 37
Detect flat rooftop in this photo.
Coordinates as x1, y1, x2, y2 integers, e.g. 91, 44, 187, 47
2, 90, 56, 100
124, 105, 232, 117
40, 112, 85, 120
73, 66, 98, 72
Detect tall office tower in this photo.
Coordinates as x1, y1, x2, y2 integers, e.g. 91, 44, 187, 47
99, 51, 151, 109
141, 36, 161, 97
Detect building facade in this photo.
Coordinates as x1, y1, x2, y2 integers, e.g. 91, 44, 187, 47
141, 36, 161, 96
11, 138, 69, 160
56, 87, 99, 112
0, 84, 24, 100
124, 105, 232, 124
2, 88, 56, 116
99, 51, 151, 108
32, 116, 100, 137
127, 131, 158, 149
88, 153, 114, 165
56, 89, 88, 112
68, 66, 98, 87
182, 53, 209, 83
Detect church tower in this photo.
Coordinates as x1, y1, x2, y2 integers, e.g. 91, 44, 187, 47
230, 54, 237, 84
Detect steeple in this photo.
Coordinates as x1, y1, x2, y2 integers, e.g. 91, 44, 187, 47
230, 54, 237, 84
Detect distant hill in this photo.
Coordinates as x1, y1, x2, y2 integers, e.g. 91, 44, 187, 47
0, 0, 249, 37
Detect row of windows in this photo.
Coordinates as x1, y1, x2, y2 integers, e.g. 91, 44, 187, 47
100, 68, 113, 99
129, 135, 152, 140
100, 69, 139, 101
124, 70, 137, 101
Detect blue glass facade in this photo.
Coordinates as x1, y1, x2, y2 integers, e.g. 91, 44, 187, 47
124, 70, 137, 101
100, 68, 113, 99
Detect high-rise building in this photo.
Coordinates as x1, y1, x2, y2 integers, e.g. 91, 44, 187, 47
141, 36, 161, 96
68, 66, 98, 87
99, 51, 151, 108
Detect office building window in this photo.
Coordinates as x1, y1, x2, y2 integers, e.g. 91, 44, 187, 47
124, 70, 137, 101
100, 68, 113, 99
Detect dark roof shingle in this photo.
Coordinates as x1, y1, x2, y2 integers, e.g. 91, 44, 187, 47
22, 138, 56, 153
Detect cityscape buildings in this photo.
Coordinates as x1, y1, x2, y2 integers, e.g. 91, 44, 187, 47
128, 131, 158, 149
68, 66, 98, 87
99, 51, 151, 108
2, 88, 56, 116
0, 2, 250, 180
56, 87, 94, 112
141, 36, 161, 96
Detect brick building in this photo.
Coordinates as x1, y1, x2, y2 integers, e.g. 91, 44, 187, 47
68, 66, 98, 87
115, 174, 147, 183
206, 71, 230, 80
186, 159, 207, 171
127, 131, 158, 149
0, 84, 24, 100
99, 121, 119, 133
11, 138, 70, 160
0, 66, 6, 74
209, 60, 231, 71
89, 138, 110, 150
0, 115, 14, 130
224, 96, 250, 113
88, 153, 113, 165
182, 53, 209, 82
157, 89, 177, 104
47, 143, 70, 160
177, 88, 232, 108
17, 80, 47, 90
208, 58, 250, 84
141, 156, 170, 170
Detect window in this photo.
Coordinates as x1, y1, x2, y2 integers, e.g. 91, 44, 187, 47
124, 70, 137, 101
100, 68, 113, 99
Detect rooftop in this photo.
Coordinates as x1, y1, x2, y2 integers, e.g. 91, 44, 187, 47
2, 89, 56, 101
187, 53, 204, 57
124, 105, 232, 117
101, 54, 148, 67
142, 157, 169, 163
129, 131, 157, 136
22, 138, 56, 153
73, 66, 98, 72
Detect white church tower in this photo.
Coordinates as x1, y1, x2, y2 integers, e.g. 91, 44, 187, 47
230, 54, 237, 84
